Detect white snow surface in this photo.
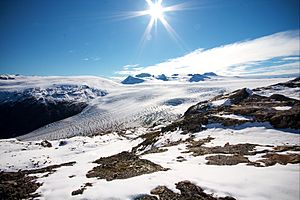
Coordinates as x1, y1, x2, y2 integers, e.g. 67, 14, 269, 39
2, 76, 290, 140
211, 98, 232, 107
0, 124, 299, 200
212, 114, 252, 121
0, 75, 117, 103
0, 76, 299, 200
273, 106, 292, 110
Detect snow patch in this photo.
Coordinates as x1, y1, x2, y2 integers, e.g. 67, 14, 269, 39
273, 106, 292, 111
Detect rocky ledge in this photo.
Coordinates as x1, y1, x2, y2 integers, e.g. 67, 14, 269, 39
86, 151, 168, 181
162, 78, 300, 133
0, 161, 76, 199
135, 180, 236, 200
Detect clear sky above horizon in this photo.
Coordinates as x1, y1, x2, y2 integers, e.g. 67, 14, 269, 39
0, 0, 299, 77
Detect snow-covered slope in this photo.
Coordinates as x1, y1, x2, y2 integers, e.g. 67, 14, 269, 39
0, 119, 299, 200
0, 75, 119, 100
10, 75, 294, 140
0, 76, 299, 200
0, 75, 121, 138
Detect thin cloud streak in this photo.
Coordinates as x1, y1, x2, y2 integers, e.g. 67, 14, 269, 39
117, 30, 299, 76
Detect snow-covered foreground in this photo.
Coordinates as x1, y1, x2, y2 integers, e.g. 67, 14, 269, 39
0, 125, 299, 200
0, 75, 299, 200
1, 75, 292, 140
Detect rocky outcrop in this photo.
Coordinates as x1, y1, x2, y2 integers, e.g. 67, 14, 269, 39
206, 155, 250, 165
86, 151, 167, 181
162, 80, 300, 133
254, 77, 300, 90
0, 161, 76, 199
40, 140, 52, 148
257, 153, 300, 166
135, 181, 236, 200
183, 136, 300, 167
0, 171, 42, 200
0, 98, 88, 139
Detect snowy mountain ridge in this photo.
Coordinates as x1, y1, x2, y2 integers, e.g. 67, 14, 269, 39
121, 72, 217, 84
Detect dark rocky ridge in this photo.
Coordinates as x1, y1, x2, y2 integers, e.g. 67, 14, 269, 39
86, 151, 167, 181
0, 161, 75, 199
0, 98, 88, 139
162, 78, 300, 133
0, 84, 107, 139
135, 180, 236, 200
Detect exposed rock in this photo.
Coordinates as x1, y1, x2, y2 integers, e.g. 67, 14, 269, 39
257, 153, 300, 166
268, 94, 295, 102
206, 155, 250, 165
176, 156, 187, 162
0, 161, 76, 199
58, 140, 68, 146
71, 188, 85, 196
0, 171, 42, 200
86, 151, 167, 181
272, 76, 300, 88
23, 161, 76, 175
162, 114, 208, 133
268, 105, 300, 129
134, 194, 158, 200
227, 88, 252, 104
131, 131, 161, 154
0, 98, 88, 139
71, 182, 93, 196
186, 142, 258, 157
273, 145, 300, 152
163, 81, 300, 134
184, 137, 300, 167
0, 84, 107, 139
40, 140, 52, 148
143, 180, 237, 200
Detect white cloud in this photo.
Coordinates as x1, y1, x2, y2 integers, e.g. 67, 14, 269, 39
116, 30, 299, 76
115, 64, 143, 75
82, 57, 101, 61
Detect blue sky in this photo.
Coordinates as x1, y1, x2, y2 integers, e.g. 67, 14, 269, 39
0, 0, 299, 77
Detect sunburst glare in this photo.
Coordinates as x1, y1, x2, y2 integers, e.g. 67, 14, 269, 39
108, 0, 193, 51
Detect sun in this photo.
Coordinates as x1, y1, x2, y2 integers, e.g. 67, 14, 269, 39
147, 1, 165, 20
116, 0, 191, 48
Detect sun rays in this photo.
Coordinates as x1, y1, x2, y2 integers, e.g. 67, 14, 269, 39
109, 0, 192, 51
139, 0, 183, 47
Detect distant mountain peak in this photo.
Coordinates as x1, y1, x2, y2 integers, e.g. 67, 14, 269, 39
189, 74, 209, 82
156, 74, 168, 81
203, 72, 218, 76
121, 76, 145, 84
135, 73, 152, 78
